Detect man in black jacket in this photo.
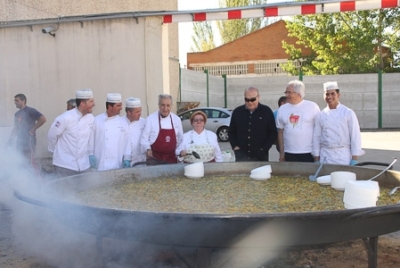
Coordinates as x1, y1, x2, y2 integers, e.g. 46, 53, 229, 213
229, 87, 277, 162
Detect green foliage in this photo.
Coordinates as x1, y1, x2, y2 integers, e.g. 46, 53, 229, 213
191, 22, 216, 52
217, 0, 269, 44
282, 8, 400, 75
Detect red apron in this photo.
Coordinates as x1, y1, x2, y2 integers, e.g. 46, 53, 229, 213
150, 115, 177, 164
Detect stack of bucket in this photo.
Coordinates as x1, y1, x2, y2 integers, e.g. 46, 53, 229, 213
330, 171, 356, 191
343, 180, 380, 209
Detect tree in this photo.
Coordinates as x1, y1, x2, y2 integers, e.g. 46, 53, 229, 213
384, 9, 400, 68
217, 0, 269, 44
191, 0, 270, 52
282, 8, 400, 75
191, 21, 216, 52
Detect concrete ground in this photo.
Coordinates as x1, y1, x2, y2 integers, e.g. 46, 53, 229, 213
219, 130, 400, 171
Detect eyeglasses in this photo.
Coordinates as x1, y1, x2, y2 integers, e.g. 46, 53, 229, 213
244, 97, 258, 102
193, 118, 204, 123
284, 91, 296, 95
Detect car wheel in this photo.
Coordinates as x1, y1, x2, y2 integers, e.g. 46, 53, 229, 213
217, 126, 229, 142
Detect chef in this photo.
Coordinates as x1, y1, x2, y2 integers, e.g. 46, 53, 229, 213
312, 81, 364, 165
92, 93, 129, 171
47, 88, 96, 177
141, 94, 183, 164
122, 97, 146, 167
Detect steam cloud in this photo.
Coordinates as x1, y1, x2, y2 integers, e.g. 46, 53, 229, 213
0, 134, 102, 267
0, 132, 297, 267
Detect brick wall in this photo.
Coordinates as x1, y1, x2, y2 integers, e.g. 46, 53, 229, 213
187, 20, 312, 69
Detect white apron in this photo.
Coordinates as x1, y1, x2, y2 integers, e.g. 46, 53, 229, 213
320, 147, 351, 165
185, 143, 215, 163
184, 131, 215, 163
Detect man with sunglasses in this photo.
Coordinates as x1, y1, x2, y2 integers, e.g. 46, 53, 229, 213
228, 87, 277, 162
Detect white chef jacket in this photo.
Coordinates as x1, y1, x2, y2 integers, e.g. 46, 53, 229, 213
123, 116, 146, 165
276, 100, 320, 153
93, 113, 129, 171
140, 111, 183, 153
47, 108, 95, 172
313, 103, 364, 165
176, 129, 224, 162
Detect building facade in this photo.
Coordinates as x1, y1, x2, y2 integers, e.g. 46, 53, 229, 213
187, 20, 311, 76
0, 0, 179, 157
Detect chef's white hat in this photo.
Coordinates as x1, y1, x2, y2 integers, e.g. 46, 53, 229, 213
106, 93, 122, 103
126, 97, 141, 108
75, 88, 93, 99
323, 81, 339, 91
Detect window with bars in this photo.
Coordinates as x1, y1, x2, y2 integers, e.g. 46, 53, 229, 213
192, 64, 248, 76
191, 61, 302, 75
254, 61, 302, 75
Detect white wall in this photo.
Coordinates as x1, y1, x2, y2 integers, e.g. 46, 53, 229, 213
0, 17, 170, 157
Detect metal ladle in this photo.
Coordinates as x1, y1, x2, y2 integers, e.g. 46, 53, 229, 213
309, 161, 324, 181
389, 186, 400, 195
368, 158, 397, 181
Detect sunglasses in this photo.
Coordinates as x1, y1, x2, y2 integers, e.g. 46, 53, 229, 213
244, 97, 257, 102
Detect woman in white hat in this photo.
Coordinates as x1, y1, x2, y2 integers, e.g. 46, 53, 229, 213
176, 110, 223, 163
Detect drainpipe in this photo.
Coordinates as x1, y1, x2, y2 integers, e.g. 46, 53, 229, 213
222, 74, 227, 108
204, 69, 209, 107
378, 70, 382, 128
179, 64, 182, 103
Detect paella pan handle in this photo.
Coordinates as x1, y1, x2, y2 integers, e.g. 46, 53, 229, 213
13, 190, 49, 208
355, 162, 393, 169
345, 204, 400, 221
131, 157, 170, 167
132, 161, 147, 167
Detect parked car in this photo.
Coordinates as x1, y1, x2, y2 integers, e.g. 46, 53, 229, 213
178, 107, 231, 142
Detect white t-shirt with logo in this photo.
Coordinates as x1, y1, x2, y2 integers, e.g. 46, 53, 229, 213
276, 100, 320, 154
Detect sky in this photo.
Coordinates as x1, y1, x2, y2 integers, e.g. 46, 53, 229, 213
177, 0, 220, 67
177, 0, 288, 67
